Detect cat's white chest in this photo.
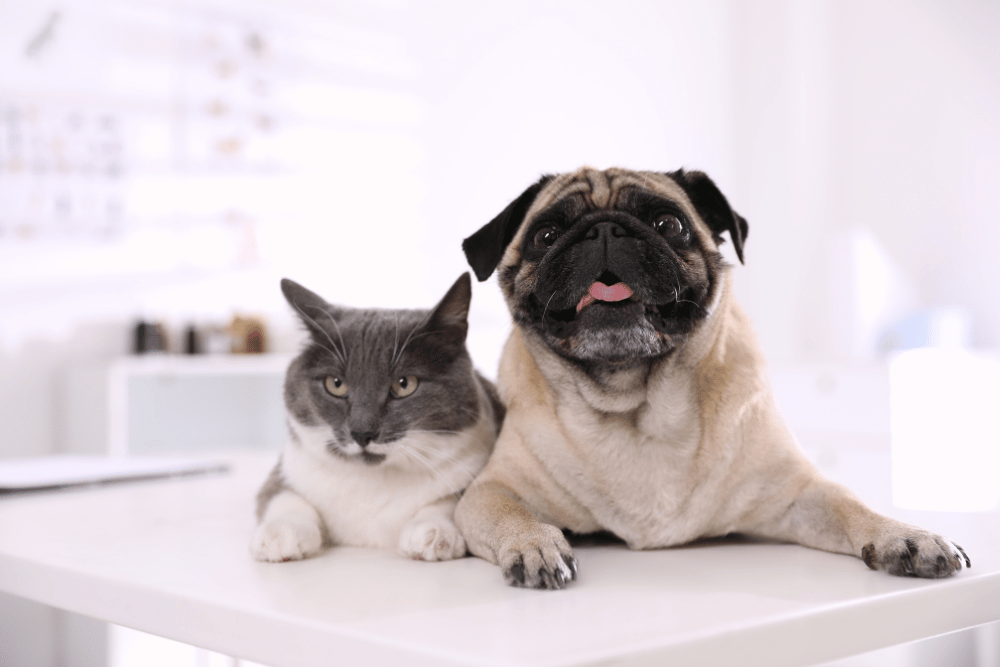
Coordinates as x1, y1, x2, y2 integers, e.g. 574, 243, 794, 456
279, 417, 491, 550
283, 443, 428, 547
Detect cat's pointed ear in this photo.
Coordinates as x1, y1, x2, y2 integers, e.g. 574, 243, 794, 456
462, 174, 553, 281
281, 278, 342, 335
424, 272, 472, 342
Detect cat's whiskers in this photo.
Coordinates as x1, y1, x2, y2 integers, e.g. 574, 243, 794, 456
391, 320, 420, 367
392, 313, 401, 366
391, 328, 446, 367
401, 436, 482, 481
402, 436, 479, 472
318, 307, 349, 361
293, 304, 346, 364
396, 442, 469, 495
313, 342, 344, 365
405, 428, 462, 436
503, 320, 516, 339
429, 405, 480, 422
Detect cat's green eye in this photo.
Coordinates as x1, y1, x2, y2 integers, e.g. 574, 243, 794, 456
391, 376, 419, 398
324, 376, 348, 397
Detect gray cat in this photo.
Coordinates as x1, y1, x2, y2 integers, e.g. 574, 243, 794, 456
250, 273, 503, 562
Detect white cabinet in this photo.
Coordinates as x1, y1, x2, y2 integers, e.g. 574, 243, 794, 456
105, 354, 291, 455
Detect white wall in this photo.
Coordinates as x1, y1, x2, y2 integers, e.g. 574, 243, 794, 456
2, 0, 999, 445
832, 0, 1000, 351
728, 0, 1000, 363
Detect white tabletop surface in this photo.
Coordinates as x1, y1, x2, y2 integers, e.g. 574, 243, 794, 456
0, 450, 998, 667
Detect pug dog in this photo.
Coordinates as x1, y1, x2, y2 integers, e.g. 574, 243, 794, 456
454, 166, 970, 589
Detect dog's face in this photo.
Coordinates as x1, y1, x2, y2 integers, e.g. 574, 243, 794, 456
463, 167, 748, 367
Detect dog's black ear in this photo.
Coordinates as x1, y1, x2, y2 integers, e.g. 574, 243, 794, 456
462, 175, 554, 281
667, 169, 748, 264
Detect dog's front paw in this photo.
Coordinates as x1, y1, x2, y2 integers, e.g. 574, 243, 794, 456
861, 529, 970, 578
249, 520, 323, 562
399, 517, 466, 561
499, 523, 578, 590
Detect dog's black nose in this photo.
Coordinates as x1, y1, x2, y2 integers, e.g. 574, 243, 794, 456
585, 221, 629, 242
351, 431, 377, 447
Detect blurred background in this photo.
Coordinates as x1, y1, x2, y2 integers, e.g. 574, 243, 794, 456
1, 0, 998, 665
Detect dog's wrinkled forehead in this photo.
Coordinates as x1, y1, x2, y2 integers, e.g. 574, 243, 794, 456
500, 167, 707, 269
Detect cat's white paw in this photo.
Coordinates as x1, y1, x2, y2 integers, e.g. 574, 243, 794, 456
399, 517, 467, 561
250, 520, 323, 562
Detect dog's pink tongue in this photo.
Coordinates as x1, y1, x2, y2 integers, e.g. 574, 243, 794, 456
577, 282, 633, 312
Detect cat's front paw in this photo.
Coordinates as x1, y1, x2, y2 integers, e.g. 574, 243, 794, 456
399, 517, 467, 561
861, 528, 970, 578
250, 520, 323, 562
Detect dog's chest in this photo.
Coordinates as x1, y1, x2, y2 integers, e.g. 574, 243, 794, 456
552, 373, 715, 545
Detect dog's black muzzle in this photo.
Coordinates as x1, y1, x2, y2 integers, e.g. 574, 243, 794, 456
527, 213, 689, 339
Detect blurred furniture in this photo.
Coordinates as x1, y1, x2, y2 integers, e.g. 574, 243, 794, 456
0, 449, 998, 667
105, 354, 292, 454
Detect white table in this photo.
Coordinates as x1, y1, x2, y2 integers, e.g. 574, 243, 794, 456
0, 450, 998, 667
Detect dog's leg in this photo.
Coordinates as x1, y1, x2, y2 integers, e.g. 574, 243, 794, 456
455, 479, 578, 589
757, 476, 970, 578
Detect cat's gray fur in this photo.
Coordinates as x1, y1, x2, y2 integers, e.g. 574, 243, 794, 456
250, 273, 503, 562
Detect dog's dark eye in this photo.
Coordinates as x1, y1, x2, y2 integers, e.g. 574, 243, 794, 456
533, 227, 560, 249
653, 214, 684, 239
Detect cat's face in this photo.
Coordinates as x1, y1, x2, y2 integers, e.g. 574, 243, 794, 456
281, 274, 483, 466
